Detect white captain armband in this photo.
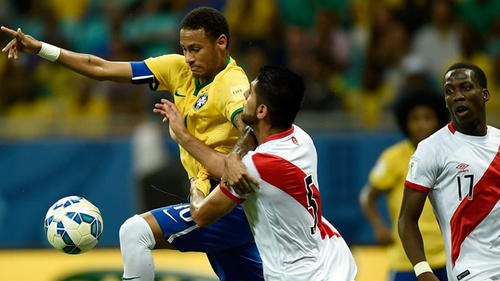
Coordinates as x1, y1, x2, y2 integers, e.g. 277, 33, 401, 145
38, 42, 61, 62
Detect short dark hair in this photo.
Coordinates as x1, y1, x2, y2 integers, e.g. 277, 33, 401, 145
445, 62, 487, 88
255, 65, 305, 129
180, 7, 230, 49
393, 89, 450, 136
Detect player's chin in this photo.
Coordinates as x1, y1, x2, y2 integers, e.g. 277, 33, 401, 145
190, 67, 203, 75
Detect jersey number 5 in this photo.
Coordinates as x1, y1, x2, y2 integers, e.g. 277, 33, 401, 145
305, 175, 319, 235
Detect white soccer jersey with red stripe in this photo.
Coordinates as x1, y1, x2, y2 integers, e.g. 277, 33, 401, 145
222, 125, 357, 281
405, 123, 500, 281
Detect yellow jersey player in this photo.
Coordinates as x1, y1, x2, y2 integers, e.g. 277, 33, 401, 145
359, 89, 449, 281
1, 7, 263, 281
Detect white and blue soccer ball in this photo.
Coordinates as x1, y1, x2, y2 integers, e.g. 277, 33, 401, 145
44, 195, 103, 254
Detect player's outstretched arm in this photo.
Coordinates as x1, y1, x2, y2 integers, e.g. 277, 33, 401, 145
1, 26, 132, 83
398, 187, 439, 281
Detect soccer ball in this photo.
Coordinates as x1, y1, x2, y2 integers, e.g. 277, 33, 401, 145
44, 195, 104, 254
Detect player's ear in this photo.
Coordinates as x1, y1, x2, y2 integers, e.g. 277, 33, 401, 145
483, 89, 490, 102
257, 104, 267, 119
216, 34, 227, 51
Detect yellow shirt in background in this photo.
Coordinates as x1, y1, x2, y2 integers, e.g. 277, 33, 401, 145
368, 139, 446, 270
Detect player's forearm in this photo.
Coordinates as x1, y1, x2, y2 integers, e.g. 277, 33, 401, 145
228, 125, 257, 159
398, 216, 427, 265
189, 182, 207, 225
190, 183, 234, 227
57, 49, 132, 83
359, 186, 387, 229
176, 132, 226, 178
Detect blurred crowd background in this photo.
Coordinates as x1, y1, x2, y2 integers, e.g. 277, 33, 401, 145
1, 0, 500, 139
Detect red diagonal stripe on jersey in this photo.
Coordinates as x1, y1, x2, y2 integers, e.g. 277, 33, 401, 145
450, 148, 500, 267
252, 153, 339, 239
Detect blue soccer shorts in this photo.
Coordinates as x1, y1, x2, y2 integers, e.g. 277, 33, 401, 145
151, 202, 263, 281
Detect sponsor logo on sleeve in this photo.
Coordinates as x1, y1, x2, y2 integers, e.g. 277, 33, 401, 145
230, 86, 245, 96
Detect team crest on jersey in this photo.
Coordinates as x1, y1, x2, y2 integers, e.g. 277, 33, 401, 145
194, 93, 208, 110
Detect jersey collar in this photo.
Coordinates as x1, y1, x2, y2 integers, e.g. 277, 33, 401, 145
447, 122, 456, 134
262, 126, 295, 143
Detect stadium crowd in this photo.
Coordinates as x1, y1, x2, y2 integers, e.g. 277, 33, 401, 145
1, 0, 500, 138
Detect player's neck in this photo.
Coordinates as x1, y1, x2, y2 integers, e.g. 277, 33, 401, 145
200, 56, 228, 84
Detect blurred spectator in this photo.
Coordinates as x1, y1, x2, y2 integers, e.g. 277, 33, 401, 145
224, 0, 282, 55
278, 0, 317, 30
302, 53, 343, 111
410, 0, 460, 84
344, 62, 394, 129
457, 0, 500, 39
314, 9, 350, 72
444, 22, 492, 90
395, 55, 439, 100
486, 53, 500, 127
121, 1, 182, 58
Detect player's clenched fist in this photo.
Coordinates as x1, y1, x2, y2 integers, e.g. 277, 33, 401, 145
1, 26, 42, 59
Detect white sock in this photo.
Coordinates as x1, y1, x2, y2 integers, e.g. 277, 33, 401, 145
119, 215, 157, 280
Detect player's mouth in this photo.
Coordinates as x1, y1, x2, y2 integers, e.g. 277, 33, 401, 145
455, 105, 470, 117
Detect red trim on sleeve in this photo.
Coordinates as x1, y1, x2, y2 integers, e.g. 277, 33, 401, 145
220, 185, 245, 204
404, 180, 431, 193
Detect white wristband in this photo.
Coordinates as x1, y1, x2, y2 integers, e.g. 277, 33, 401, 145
38, 42, 61, 62
414, 261, 433, 277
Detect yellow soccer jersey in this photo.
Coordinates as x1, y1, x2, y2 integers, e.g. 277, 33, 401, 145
368, 139, 446, 270
144, 54, 248, 180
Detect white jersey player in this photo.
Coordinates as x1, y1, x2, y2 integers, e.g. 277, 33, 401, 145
223, 124, 357, 280
189, 66, 357, 281
399, 62, 500, 281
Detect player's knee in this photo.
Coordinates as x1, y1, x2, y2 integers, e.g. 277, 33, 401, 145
119, 215, 156, 250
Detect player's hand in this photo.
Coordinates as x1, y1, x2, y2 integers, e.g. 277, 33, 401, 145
223, 153, 259, 195
417, 272, 439, 281
156, 98, 189, 140
153, 99, 170, 122
1, 26, 42, 59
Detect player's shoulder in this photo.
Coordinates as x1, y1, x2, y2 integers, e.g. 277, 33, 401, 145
292, 125, 312, 141
217, 57, 249, 82
418, 124, 452, 148
144, 54, 187, 72
487, 125, 500, 137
